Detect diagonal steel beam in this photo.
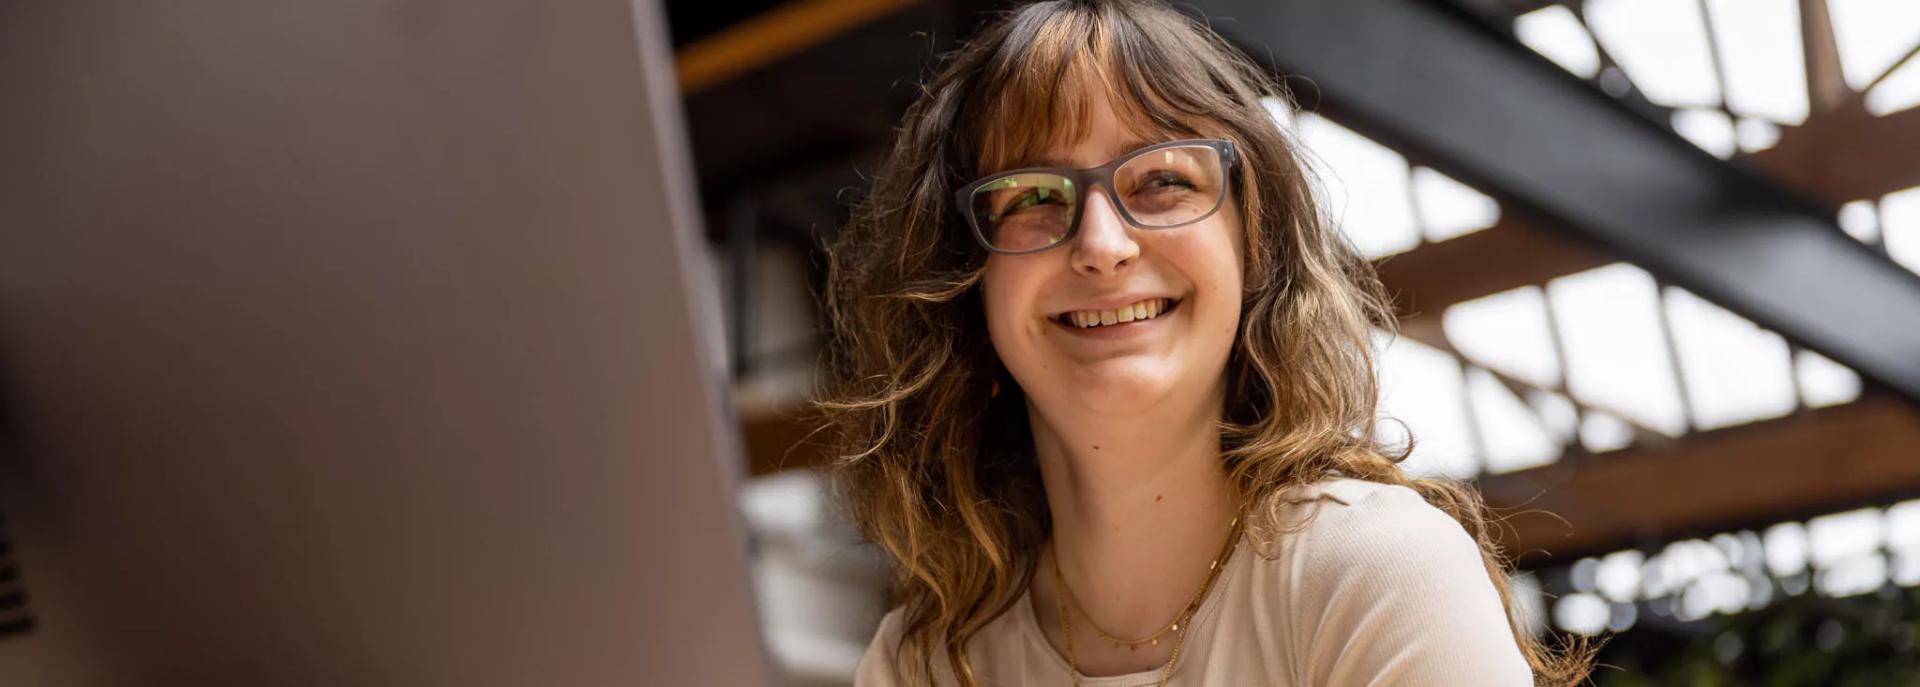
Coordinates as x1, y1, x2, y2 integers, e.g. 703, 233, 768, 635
1194, 0, 1920, 404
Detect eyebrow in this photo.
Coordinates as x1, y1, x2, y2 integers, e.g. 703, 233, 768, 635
1018, 136, 1159, 169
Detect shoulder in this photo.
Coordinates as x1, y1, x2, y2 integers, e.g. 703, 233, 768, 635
1246, 476, 1478, 561
1242, 477, 1532, 684
1247, 476, 1494, 603
855, 606, 914, 687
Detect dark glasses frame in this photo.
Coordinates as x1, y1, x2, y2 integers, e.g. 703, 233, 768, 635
953, 138, 1240, 255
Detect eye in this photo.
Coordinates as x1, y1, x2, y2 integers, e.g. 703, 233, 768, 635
997, 186, 1068, 216
1138, 171, 1195, 191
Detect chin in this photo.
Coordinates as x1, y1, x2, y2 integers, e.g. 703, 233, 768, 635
1062, 362, 1181, 415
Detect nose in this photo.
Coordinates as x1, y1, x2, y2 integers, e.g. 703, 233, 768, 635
1069, 188, 1139, 277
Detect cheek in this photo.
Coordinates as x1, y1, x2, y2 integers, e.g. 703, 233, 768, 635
979, 259, 1035, 354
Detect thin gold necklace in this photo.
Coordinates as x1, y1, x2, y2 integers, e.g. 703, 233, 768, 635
1050, 512, 1244, 687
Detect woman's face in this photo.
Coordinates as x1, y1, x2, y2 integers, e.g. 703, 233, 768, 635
981, 96, 1245, 423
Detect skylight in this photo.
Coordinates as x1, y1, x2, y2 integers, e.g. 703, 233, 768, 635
1825, 0, 1920, 90
1868, 56, 1920, 116
1795, 349, 1863, 408
1663, 287, 1798, 430
1578, 411, 1636, 453
1412, 167, 1501, 242
1372, 331, 1478, 479
1527, 389, 1580, 444
1838, 198, 1881, 243
1514, 5, 1602, 79
1705, 0, 1810, 125
1671, 108, 1738, 158
1295, 114, 1419, 259
1466, 367, 1562, 473
1585, 0, 1723, 108
1549, 263, 1689, 437
1883, 184, 1920, 274
1443, 285, 1561, 388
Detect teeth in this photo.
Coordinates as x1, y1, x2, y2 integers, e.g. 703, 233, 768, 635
1063, 298, 1174, 328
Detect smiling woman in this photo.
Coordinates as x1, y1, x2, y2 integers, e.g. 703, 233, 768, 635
814, 1, 1597, 685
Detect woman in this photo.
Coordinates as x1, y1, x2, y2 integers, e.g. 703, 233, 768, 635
818, 1, 1596, 684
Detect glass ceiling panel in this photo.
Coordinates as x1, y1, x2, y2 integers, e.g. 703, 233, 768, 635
1412, 167, 1500, 242
1794, 349, 1863, 408
1466, 367, 1562, 474
1549, 263, 1689, 437
1826, 0, 1920, 90
1883, 184, 1920, 275
1867, 56, 1920, 116
1295, 114, 1419, 259
1663, 286, 1798, 431
1586, 0, 1723, 108
1578, 410, 1635, 453
1671, 108, 1737, 158
1838, 198, 1881, 243
1443, 285, 1561, 388
1373, 330, 1478, 479
1706, 0, 1810, 125
1514, 5, 1602, 79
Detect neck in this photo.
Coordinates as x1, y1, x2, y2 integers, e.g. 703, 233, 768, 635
1029, 384, 1239, 640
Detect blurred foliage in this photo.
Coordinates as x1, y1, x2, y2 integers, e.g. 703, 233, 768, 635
1589, 585, 1920, 686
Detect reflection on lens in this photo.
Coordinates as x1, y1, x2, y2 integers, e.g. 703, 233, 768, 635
971, 173, 1078, 252
1115, 145, 1223, 227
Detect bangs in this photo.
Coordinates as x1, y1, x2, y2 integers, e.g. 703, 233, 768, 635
968, 3, 1214, 175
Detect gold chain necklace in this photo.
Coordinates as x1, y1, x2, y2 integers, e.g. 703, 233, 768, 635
1050, 512, 1244, 687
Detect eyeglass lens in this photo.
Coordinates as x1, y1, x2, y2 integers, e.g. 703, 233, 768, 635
968, 144, 1225, 253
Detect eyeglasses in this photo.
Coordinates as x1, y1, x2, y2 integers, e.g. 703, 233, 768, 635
954, 138, 1238, 255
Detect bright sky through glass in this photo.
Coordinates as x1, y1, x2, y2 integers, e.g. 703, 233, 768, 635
1528, 389, 1580, 444
1706, 0, 1809, 125
1735, 117, 1782, 153
1827, 0, 1920, 90
1444, 285, 1561, 388
1515, 5, 1602, 78
1295, 114, 1419, 259
1672, 108, 1738, 158
1868, 57, 1920, 116
1663, 287, 1798, 430
1372, 330, 1478, 479
1412, 167, 1500, 242
1466, 367, 1562, 473
1549, 263, 1689, 437
1838, 199, 1882, 243
1586, 0, 1722, 108
1795, 349, 1863, 408
1883, 185, 1920, 275
1578, 411, 1635, 453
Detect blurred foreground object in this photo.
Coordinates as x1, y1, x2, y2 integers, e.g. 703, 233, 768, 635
0, 0, 768, 684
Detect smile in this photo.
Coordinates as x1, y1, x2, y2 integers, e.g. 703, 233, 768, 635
1054, 297, 1180, 329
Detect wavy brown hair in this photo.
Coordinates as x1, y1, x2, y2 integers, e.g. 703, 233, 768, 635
816, 0, 1597, 684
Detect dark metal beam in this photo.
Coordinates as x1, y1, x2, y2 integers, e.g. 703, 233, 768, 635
1193, 0, 1920, 405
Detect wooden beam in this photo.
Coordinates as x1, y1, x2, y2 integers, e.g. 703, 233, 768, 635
1799, 0, 1850, 116
674, 0, 917, 94
1375, 210, 1610, 321
1749, 105, 1920, 206
1480, 395, 1920, 565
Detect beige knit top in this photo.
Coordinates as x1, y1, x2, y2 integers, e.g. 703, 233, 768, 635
854, 478, 1534, 686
